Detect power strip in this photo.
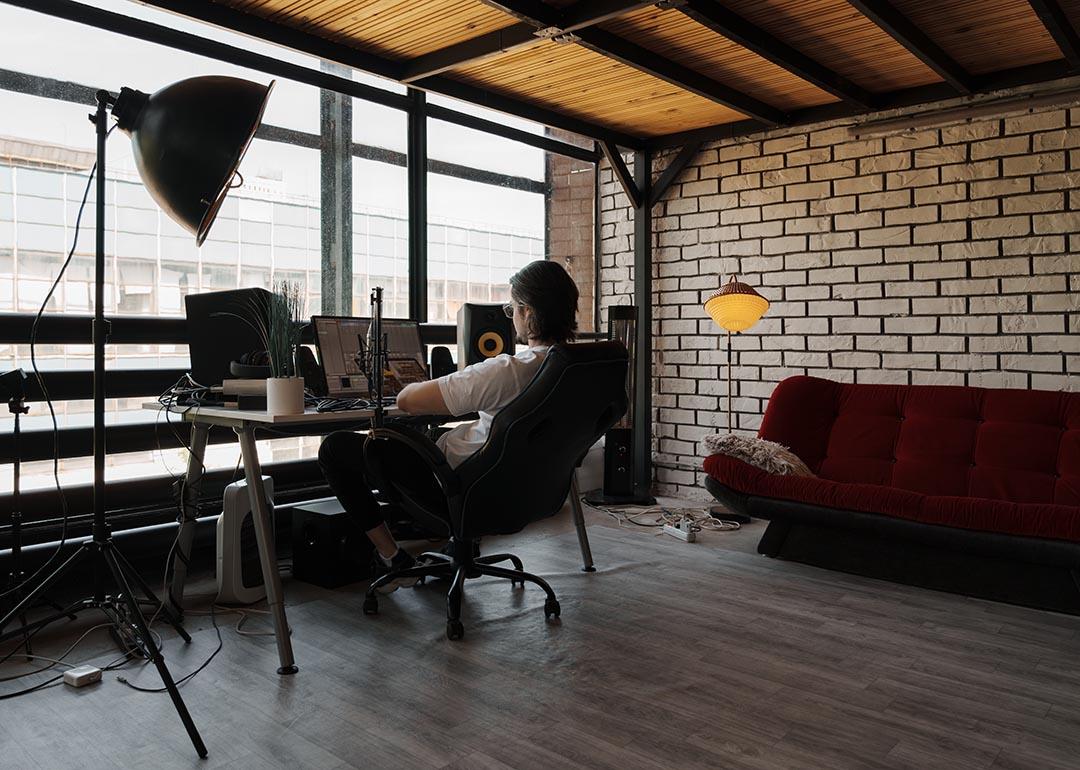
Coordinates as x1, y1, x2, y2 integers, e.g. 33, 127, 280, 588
63, 665, 102, 688
663, 522, 696, 542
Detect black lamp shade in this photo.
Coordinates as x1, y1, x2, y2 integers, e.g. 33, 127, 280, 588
113, 76, 273, 246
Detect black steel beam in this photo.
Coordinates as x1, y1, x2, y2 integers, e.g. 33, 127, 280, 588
646, 58, 1073, 149
632, 149, 652, 500
478, 0, 785, 124
678, 0, 876, 108
1028, 0, 1080, 70
402, 1, 654, 82
115, 0, 643, 148
21, 369, 189, 403
401, 23, 539, 82
650, 140, 704, 207
0, 313, 186, 344
407, 89, 428, 323
426, 103, 600, 163
846, 0, 974, 93
576, 27, 787, 125
601, 141, 643, 209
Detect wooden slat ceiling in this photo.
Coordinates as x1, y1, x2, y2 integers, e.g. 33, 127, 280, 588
208, 0, 1077, 142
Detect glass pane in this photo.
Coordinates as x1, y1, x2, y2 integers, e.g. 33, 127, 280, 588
427, 175, 543, 325
353, 97, 407, 153
353, 158, 408, 317
428, 119, 544, 181
0, 1, 320, 133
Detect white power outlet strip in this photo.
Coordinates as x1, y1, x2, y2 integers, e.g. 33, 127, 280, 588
63, 665, 102, 688
663, 523, 696, 542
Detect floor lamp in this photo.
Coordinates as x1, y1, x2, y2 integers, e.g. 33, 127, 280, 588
703, 275, 770, 434
0, 76, 272, 758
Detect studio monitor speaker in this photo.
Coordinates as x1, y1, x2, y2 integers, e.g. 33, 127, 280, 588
456, 303, 514, 368
291, 500, 373, 589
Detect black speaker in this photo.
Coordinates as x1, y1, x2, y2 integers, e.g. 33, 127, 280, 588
602, 427, 634, 497
291, 501, 373, 589
456, 303, 514, 368
430, 345, 455, 379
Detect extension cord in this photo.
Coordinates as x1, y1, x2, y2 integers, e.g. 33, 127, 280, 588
663, 523, 695, 542
63, 665, 102, 688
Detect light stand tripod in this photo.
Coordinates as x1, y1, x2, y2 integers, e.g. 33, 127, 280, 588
0, 91, 206, 758
1, 368, 76, 660
369, 286, 387, 429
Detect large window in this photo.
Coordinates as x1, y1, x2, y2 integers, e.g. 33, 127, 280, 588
0, 1, 599, 503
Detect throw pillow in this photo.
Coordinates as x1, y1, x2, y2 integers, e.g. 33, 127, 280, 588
703, 433, 815, 477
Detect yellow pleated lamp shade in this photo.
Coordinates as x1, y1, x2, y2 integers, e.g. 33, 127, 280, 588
703, 275, 769, 332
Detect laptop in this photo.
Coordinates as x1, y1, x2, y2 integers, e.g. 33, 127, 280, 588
312, 315, 428, 398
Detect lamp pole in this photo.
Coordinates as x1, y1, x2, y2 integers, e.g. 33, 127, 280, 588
92, 90, 111, 595
727, 330, 733, 434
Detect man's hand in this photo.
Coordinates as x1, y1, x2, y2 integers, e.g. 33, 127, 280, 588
396, 380, 450, 415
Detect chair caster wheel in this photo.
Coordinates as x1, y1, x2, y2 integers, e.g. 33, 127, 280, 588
544, 599, 561, 619
362, 596, 378, 615
446, 620, 464, 640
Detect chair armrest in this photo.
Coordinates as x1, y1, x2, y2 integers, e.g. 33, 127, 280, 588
367, 424, 460, 498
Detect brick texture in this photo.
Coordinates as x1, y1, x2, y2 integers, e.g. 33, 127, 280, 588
599, 97, 1080, 499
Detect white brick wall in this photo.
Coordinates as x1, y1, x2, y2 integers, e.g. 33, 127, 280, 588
599, 90, 1080, 500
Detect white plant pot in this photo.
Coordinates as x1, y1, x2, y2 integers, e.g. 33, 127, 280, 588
266, 376, 305, 416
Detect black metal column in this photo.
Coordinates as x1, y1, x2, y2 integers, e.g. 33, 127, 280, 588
632, 149, 652, 499
407, 88, 428, 322
320, 61, 352, 316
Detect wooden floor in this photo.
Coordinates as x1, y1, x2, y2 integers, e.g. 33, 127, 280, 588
3, 503, 1080, 769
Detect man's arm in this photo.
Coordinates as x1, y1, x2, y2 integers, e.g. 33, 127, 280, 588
396, 380, 450, 415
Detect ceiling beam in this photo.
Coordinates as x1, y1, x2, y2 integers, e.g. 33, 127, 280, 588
846, 0, 975, 94
601, 141, 643, 209
1027, 0, 1080, 69
401, 2, 655, 82
119, 0, 644, 148
677, 0, 877, 109
480, 0, 787, 125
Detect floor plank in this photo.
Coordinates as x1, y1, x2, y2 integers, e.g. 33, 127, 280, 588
3, 503, 1080, 769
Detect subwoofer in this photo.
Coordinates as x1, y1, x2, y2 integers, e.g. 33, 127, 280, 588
456, 302, 514, 368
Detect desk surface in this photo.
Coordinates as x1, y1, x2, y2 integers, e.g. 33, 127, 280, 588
143, 401, 400, 425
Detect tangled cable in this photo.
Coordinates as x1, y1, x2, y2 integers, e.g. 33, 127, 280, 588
580, 500, 742, 534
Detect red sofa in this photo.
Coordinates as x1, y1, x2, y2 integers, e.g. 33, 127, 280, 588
704, 376, 1080, 612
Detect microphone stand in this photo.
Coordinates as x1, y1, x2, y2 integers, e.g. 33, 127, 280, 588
369, 286, 387, 429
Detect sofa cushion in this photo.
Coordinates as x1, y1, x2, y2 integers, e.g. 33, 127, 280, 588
756, 376, 1080, 506
703, 453, 1080, 543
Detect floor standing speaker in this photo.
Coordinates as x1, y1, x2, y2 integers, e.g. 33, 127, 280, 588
291, 500, 373, 589
456, 303, 514, 368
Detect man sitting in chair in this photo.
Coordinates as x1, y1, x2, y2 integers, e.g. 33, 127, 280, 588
318, 260, 579, 592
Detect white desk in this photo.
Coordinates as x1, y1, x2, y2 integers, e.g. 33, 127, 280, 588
144, 402, 398, 675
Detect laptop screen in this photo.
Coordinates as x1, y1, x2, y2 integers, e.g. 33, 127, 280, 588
312, 315, 427, 397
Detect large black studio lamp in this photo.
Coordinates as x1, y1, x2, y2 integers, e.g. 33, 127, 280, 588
0, 76, 272, 760
114, 76, 273, 244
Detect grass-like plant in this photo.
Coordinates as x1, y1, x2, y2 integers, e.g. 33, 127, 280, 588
221, 281, 307, 378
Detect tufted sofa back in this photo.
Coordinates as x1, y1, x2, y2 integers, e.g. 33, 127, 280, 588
758, 376, 1080, 506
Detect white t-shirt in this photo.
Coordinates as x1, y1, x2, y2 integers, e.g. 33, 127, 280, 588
435, 345, 550, 468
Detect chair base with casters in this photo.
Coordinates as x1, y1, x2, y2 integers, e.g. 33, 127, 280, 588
361, 538, 560, 641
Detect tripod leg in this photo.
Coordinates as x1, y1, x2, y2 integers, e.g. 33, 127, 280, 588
236, 426, 297, 675
0, 545, 87, 636
169, 422, 209, 617
112, 547, 191, 644
102, 544, 207, 759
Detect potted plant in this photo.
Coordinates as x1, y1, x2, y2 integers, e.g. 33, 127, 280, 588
259, 280, 307, 415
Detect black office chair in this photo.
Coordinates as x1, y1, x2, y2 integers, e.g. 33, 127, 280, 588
362, 340, 629, 640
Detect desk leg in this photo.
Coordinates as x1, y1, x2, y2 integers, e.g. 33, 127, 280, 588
169, 423, 209, 616
235, 426, 297, 675
569, 473, 595, 572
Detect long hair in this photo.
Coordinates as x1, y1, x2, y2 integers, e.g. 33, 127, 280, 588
509, 260, 579, 344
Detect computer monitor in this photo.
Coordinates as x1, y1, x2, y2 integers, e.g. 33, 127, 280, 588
312, 315, 427, 398
185, 288, 272, 388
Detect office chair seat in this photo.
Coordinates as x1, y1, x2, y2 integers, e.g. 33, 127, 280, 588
362, 341, 628, 640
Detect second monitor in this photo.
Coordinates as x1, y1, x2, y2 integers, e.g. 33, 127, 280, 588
312, 315, 428, 398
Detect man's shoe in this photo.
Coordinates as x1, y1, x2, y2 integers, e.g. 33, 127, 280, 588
372, 549, 420, 594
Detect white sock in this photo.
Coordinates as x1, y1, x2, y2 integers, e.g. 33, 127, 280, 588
380, 548, 400, 566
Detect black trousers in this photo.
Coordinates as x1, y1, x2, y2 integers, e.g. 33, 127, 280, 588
318, 430, 388, 532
